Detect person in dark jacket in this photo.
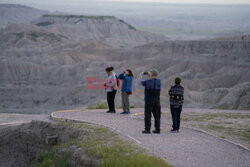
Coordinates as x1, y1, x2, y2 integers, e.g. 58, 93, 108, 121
118, 69, 134, 114
169, 77, 184, 133
140, 69, 161, 134
104, 67, 117, 113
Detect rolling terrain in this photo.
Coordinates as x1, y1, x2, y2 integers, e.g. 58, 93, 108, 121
0, 4, 47, 26
0, 4, 249, 114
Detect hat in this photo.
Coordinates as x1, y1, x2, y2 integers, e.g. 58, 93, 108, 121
149, 69, 159, 76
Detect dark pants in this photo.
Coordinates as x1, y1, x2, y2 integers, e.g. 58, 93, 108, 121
144, 100, 161, 131
170, 105, 182, 130
107, 90, 117, 111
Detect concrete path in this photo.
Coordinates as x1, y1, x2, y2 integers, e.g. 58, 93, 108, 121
52, 108, 250, 167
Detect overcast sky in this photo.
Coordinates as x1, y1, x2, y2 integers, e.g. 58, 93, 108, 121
106, 0, 250, 4
1, 0, 250, 5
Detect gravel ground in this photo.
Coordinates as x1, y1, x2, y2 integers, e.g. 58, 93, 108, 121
53, 108, 250, 167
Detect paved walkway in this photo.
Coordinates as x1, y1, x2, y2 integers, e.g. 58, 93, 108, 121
52, 108, 250, 167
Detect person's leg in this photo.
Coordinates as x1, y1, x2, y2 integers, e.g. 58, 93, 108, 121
121, 92, 126, 112
152, 100, 161, 132
124, 92, 130, 113
170, 105, 177, 130
107, 92, 112, 111
176, 106, 182, 130
144, 102, 152, 132
110, 90, 116, 112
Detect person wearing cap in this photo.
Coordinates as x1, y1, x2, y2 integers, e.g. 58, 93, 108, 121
140, 69, 161, 134
168, 77, 184, 133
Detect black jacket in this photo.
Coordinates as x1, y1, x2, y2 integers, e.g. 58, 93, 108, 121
169, 85, 184, 106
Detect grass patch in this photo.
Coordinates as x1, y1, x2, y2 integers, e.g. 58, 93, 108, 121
180, 112, 250, 148
224, 121, 233, 124
206, 125, 226, 130
220, 136, 226, 139
182, 113, 250, 122
201, 124, 250, 144
34, 152, 70, 167
102, 153, 168, 167
86, 103, 108, 110
227, 128, 250, 142
130, 105, 135, 109
35, 122, 171, 167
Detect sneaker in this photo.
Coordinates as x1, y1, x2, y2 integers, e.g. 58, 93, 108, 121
153, 130, 160, 134
121, 111, 130, 114
106, 110, 111, 113
170, 129, 178, 133
142, 130, 151, 134
109, 110, 116, 113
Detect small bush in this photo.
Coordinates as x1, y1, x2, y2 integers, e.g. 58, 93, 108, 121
130, 105, 135, 108
96, 103, 108, 109
86, 105, 96, 110
86, 103, 108, 110
35, 152, 70, 167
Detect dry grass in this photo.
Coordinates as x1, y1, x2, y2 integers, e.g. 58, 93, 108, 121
178, 112, 250, 149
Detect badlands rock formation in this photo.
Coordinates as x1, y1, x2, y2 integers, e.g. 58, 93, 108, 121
0, 4, 47, 26
0, 4, 249, 113
31, 14, 166, 48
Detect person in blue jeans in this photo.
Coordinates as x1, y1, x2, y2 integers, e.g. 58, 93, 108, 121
118, 69, 134, 114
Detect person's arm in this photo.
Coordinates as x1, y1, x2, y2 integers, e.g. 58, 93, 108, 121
139, 72, 147, 87
182, 87, 184, 100
118, 73, 125, 80
106, 74, 116, 89
168, 87, 172, 96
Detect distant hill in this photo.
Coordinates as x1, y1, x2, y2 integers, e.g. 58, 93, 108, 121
0, 4, 48, 26
31, 14, 166, 48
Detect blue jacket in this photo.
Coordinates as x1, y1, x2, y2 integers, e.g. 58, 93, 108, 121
118, 74, 133, 93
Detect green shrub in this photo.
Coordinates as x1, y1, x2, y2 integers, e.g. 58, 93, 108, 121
86, 103, 108, 110
34, 152, 70, 167
86, 105, 96, 110
96, 103, 108, 109
130, 105, 135, 108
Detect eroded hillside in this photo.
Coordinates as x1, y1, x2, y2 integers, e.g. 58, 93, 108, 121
0, 4, 249, 113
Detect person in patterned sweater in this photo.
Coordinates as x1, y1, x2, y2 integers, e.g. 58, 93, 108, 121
169, 77, 184, 133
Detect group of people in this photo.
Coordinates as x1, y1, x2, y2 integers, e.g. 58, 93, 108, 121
104, 66, 184, 134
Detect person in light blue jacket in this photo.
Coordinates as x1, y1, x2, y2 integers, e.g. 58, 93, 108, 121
118, 69, 134, 114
